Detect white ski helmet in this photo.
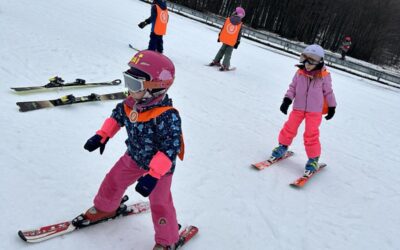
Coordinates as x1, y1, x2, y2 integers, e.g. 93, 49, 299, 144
302, 44, 325, 60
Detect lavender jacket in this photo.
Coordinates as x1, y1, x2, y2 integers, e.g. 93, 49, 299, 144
285, 67, 337, 112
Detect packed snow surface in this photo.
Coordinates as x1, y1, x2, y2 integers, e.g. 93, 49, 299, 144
1, 0, 399, 249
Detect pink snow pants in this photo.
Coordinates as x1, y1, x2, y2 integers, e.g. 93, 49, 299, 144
93, 153, 179, 246
278, 109, 323, 158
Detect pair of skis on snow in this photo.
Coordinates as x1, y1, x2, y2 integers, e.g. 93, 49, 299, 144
14, 43, 142, 112
18, 195, 198, 249
12, 77, 127, 112
251, 151, 326, 188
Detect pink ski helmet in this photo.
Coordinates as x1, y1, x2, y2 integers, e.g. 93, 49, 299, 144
126, 50, 175, 102
235, 7, 245, 18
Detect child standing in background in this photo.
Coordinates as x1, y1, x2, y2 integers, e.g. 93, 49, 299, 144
270, 44, 337, 177
208, 7, 245, 71
138, 0, 169, 53
340, 36, 352, 60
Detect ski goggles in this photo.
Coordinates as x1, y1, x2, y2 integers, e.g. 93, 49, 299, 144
300, 54, 321, 65
123, 71, 173, 93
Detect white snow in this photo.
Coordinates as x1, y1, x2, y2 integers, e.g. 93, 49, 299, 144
1, 0, 400, 249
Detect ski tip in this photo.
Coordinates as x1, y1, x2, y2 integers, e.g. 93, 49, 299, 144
180, 225, 199, 234
186, 225, 199, 231
289, 182, 304, 188
251, 150, 295, 170
180, 225, 199, 243
219, 67, 236, 72
290, 164, 326, 188
290, 177, 309, 188
251, 163, 267, 170
128, 44, 140, 51
191, 225, 199, 233
121, 195, 129, 203
16, 103, 27, 112
112, 79, 122, 85
18, 230, 27, 242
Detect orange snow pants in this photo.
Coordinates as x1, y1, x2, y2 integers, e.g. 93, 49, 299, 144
278, 109, 323, 158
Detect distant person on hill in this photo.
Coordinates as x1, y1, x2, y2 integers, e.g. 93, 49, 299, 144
208, 7, 245, 71
138, 0, 169, 53
340, 36, 352, 60
269, 44, 337, 177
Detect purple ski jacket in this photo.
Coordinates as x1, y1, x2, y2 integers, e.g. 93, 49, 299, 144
285, 67, 337, 112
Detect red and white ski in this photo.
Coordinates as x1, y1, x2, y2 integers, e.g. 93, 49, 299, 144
175, 225, 199, 249
290, 163, 327, 188
18, 198, 149, 243
251, 151, 294, 170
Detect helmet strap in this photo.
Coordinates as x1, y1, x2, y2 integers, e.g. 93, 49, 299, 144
136, 90, 166, 108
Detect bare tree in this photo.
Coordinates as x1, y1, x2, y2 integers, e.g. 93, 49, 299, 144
169, 0, 400, 66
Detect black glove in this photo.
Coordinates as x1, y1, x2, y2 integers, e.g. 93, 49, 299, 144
280, 97, 292, 115
135, 174, 158, 197
84, 134, 109, 155
234, 41, 240, 49
325, 107, 336, 120
138, 21, 147, 29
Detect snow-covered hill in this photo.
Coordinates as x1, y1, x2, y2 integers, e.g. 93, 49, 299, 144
1, 0, 400, 249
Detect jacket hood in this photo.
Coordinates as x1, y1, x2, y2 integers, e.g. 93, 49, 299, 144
154, 0, 167, 10
229, 15, 242, 25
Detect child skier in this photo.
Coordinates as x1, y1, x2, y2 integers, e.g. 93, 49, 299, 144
82, 50, 184, 250
340, 36, 352, 60
270, 44, 336, 177
208, 7, 245, 71
138, 0, 169, 53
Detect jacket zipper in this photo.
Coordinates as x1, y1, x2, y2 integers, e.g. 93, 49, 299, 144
304, 77, 311, 113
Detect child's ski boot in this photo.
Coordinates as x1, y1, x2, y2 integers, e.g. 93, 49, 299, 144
83, 207, 117, 223
271, 144, 288, 160
153, 244, 176, 250
72, 195, 129, 228
208, 61, 221, 67
304, 157, 320, 177
219, 65, 229, 71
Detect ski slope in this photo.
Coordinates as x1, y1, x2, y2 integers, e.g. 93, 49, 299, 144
1, 0, 400, 249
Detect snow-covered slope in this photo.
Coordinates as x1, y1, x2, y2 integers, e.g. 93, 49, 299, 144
1, 0, 400, 249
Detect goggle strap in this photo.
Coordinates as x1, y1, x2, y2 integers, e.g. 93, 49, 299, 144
143, 79, 173, 89
301, 54, 321, 63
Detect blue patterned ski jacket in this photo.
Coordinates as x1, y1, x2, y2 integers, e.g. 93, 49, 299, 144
111, 95, 182, 173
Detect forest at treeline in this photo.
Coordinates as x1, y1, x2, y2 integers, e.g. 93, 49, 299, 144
169, 0, 400, 67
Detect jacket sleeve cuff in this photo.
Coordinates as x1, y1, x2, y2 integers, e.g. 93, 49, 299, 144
96, 117, 120, 143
